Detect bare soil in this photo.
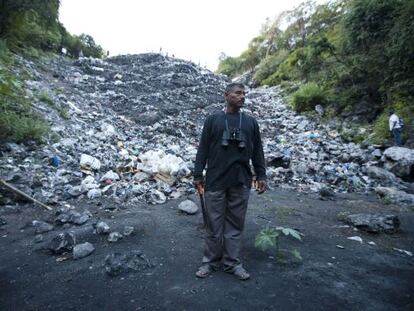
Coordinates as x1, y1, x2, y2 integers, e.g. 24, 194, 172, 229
0, 189, 413, 310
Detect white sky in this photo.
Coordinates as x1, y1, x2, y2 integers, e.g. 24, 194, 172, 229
59, 0, 306, 71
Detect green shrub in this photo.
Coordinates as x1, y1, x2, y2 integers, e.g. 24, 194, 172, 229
290, 82, 327, 112
0, 111, 48, 143
59, 109, 70, 120
253, 50, 289, 85
38, 91, 54, 106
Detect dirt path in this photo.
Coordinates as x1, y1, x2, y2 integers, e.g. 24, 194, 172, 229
0, 189, 413, 310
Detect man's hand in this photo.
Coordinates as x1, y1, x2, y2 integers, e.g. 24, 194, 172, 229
255, 180, 267, 194
193, 179, 205, 194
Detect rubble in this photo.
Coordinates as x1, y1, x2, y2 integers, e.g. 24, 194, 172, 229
375, 187, 414, 206
48, 232, 76, 254
108, 232, 123, 242
32, 220, 54, 234
95, 221, 110, 234
0, 53, 413, 209
56, 209, 92, 225
73, 242, 95, 259
344, 214, 400, 233
104, 251, 153, 276
123, 226, 134, 236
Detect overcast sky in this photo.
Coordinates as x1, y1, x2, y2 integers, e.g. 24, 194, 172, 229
60, 0, 306, 71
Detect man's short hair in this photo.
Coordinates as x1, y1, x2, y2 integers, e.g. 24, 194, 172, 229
225, 83, 245, 93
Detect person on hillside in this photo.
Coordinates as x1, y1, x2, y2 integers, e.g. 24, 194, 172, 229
389, 109, 402, 146
193, 82, 267, 280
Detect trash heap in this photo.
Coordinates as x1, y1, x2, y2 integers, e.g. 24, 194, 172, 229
1, 53, 413, 208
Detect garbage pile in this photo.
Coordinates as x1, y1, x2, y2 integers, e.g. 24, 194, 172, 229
0, 53, 413, 208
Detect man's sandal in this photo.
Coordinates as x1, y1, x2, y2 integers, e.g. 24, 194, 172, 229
228, 266, 250, 281
195, 264, 213, 278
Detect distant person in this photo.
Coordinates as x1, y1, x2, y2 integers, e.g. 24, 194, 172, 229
79, 50, 84, 58
106, 50, 110, 57
389, 109, 402, 146
193, 82, 267, 281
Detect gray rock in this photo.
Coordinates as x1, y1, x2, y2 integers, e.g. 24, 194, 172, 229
371, 149, 382, 159
96, 221, 110, 234
67, 186, 82, 197
375, 187, 414, 206
123, 226, 134, 236
73, 242, 95, 259
383, 147, 414, 180
56, 210, 92, 226
366, 166, 397, 184
70, 211, 91, 225
48, 232, 76, 254
108, 232, 123, 242
34, 234, 44, 243
345, 214, 400, 233
87, 188, 102, 199
178, 200, 198, 215
104, 251, 153, 276
319, 186, 335, 200
32, 220, 54, 234
0, 217, 7, 226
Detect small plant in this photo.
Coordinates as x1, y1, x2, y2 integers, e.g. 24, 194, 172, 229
38, 91, 55, 106
255, 226, 303, 262
290, 82, 327, 113
59, 109, 70, 120
336, 211, 350, 221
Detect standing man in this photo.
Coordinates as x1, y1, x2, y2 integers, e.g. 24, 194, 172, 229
389, 109, 402, 146
193, 83, 267, 280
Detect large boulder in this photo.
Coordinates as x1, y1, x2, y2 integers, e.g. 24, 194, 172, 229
345, 214, 400, 233
383, 147, 414, 181
375, 187, 414, 206
366, 166, 397, 185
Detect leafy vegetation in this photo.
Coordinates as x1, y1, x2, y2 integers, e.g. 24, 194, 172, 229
255, 226, 303, 262
290, 82, 327, 113
0, 1, 103, 143
0, 0, 104, 58
217, 0, 414, 144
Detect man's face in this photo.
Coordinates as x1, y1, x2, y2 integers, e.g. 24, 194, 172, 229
225, 87, 246, 109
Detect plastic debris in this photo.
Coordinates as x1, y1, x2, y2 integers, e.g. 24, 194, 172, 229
347, 236, 363, 244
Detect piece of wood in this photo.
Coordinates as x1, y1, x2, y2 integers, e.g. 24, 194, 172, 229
154, 173, 175, 186
0, 179, 53, 211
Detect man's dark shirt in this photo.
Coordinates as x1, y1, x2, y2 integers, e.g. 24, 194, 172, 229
194, 110, 266, 191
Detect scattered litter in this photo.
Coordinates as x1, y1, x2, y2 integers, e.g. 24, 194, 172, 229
393, 248, 413, 257
336, 245, 345, 249
347, 236, 363, 244
108, 232, 123, 242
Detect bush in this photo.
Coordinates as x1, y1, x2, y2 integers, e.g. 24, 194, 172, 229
253, 50, 289, 85
370, 112, 391, 144
0, 111, 48, 143
290, 82, 327, 112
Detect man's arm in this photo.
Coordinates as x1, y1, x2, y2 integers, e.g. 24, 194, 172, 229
251, 119, 267, 193
193, 116, 212, 185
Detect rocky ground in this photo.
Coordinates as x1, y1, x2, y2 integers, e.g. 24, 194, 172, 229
0, 53, 413, 310
0, 189, 413, 310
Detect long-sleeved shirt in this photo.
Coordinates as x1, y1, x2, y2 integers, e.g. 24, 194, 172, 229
193, 110, 266, 191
